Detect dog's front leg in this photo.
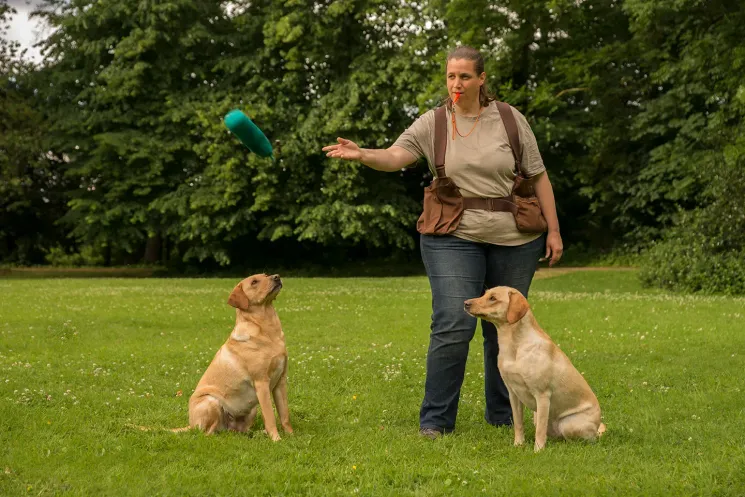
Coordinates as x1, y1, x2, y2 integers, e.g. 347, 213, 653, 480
534, 393, 551, 452
245, 405, 258, 431
272, 376, 293, 434
508, 388, 525, 446
255, 380, 281, 441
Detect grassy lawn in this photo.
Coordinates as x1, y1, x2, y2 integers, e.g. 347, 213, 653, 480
1, 270, 744, 496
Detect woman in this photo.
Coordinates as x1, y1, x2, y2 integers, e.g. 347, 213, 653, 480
322, 46, 563, 438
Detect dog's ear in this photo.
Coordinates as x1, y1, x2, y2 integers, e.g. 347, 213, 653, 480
227, 283, 250, 310
506, 290, 529, 324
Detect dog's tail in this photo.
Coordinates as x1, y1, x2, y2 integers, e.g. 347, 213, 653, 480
126, 423, 191, 433
597, 422, 607, 437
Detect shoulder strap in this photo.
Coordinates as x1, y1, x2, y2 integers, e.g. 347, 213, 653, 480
433, 105, 447, 179
496, 101, 522, 176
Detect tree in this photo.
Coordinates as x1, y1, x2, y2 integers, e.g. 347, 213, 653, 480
34, 0, 239, 264
634, 0, 745, 293
155, 0, 449, 265
0, 1, 68, 264
6, 0, 741, 277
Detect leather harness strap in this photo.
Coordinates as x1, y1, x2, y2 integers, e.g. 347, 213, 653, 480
432, 101, 522, 213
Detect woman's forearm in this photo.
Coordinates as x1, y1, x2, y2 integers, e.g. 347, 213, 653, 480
360, 146, 416, 172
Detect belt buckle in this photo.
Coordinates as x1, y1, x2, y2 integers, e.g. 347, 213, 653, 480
488, 198, 497, 211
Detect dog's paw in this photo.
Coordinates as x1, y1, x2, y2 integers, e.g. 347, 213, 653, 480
597, 422, 607, 437
513, 437, 525, 447
533, 442, 545, 452
262, 428, 282, 441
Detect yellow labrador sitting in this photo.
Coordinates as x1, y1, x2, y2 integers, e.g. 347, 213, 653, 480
464, 287, 605, 451
188, 273, 293, 441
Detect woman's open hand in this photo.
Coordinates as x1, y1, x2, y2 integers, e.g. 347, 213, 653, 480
322, 137, 362, 161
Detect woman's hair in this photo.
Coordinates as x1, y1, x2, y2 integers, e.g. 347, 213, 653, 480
445, 45, 496, 108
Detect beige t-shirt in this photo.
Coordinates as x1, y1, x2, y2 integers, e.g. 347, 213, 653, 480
394, 101, 546, 246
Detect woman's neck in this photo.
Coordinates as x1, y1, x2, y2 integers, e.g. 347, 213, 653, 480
455, 98, 483, 117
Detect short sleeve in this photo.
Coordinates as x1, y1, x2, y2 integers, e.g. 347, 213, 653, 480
512, 107, 546, 177
392, 110, 436, 165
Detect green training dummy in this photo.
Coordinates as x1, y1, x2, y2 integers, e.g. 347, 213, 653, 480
224, 109, 273, 158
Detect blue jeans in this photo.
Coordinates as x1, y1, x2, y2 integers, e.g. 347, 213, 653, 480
419, 233, 545, 432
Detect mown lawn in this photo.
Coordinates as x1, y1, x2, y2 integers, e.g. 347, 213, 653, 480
1, 270, 744, 496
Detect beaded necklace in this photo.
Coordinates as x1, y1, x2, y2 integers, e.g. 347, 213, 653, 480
451, 104, 483, 140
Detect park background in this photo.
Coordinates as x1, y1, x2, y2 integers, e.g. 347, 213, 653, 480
1, 0, 743, 293
2, 1, 745, 496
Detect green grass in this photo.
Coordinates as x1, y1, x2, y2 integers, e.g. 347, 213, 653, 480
1, 271, 744, 496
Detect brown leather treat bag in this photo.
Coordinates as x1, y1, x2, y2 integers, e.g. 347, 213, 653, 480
417, 106, 464, 235
496, 102, 548, 234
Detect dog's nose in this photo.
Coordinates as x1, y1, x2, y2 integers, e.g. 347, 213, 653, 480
271, 274, 280, 281
464, 301, 471, 310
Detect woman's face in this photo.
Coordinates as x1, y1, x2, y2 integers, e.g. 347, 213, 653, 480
446, 58, 485, 104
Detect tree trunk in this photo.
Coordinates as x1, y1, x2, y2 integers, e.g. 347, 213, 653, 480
144, 233, 161, 264
104, 242, 112, 267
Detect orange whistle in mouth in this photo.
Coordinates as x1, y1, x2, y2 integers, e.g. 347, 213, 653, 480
453, 93, 461, 103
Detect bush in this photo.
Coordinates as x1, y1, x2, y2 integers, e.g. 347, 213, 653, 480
45, 246, 105, 267
639, 162, 745, 294
640, 235, 745, 295
560, 242, 644, 267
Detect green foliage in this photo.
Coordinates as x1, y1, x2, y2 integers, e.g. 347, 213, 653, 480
34, 0, 239, 264
634, 0, 745, 294
558, 244, 643, 268
44, 245, 105, 267
640, 161, 745, 294
620, 0, 745, 242
0, 2, 69, 264
641, 238, 745, 295
1, 0, 743, 288
32, 0, 446, 265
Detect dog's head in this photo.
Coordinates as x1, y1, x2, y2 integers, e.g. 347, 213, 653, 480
464, 286, 530, 325
227, 273, 283, 311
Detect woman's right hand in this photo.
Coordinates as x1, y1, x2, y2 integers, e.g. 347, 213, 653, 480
322, 137, 362, 161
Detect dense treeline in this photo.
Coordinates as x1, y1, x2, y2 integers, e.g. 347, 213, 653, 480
1, 0, 743, 291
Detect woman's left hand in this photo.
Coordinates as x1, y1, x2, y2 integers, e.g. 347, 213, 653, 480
542, 231, 563, 267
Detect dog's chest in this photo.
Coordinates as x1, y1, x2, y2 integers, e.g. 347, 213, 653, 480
498, 355, 542, 411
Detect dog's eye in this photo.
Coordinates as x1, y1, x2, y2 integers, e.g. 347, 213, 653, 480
251, 280, 258, 286
489, 295, 497, 301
